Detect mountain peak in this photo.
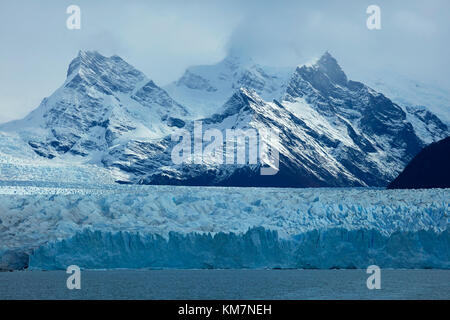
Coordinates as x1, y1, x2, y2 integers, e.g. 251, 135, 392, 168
316, 51, 348, 86
205, 88, 264, 122
65, 50, 146, 94
78, 49, 101, 59
286, 51, 349, 101
223, 87, 259, 109
67, 50, 103, 77
67, 51, 143, 77
234, 87, 264, 104
318, 50, 333, 61
222, 49, 255, 69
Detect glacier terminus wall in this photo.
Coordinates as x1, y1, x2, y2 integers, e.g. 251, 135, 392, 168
0, 183, 448, 270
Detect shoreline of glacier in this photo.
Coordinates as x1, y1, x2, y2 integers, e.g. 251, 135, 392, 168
27, 226, 450, 270
0, 184, 448, 270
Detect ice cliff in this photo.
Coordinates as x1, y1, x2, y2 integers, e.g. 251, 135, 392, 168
0, 185, 448, 270
28, 227, 450, 270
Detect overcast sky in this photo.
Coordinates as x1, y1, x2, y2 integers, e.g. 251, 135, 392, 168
0, 0, 449, 123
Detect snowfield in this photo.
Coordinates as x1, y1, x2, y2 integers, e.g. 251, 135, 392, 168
0, 131, 119, 184
0, 183, 448, 270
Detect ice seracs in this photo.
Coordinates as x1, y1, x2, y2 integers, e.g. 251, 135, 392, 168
0, 185, 448, 269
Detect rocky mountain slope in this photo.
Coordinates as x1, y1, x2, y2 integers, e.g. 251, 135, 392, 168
0, 51, 447, 187
388, 136, 450, 189
140, 52, 448, 186
0, 51, 188, 161
164, 51, 292, 118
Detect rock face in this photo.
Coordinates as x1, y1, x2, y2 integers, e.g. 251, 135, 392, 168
388, 137, 450, 189
0, 51, 188, 160
143, 52, 448, 187
278, 52, 447, 186
0, 50, 448, 187
164, 51, 293, 118
139, 88, 372, 187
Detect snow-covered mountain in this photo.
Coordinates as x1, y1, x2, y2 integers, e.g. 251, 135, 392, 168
361, 73, 450, 126
139, 88, 366, 187
0, 51, 448, 187
164, 51, 293, 118
139, 53, 448, 187
278, 52, 448, 185
0, 51, 189, 161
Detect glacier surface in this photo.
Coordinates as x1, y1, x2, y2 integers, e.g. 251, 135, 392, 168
0, 184, 448, 270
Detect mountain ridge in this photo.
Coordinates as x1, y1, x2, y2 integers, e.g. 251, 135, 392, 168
0, 50, 448, 187
0, 50, 189, 160
388, 136, 450, 189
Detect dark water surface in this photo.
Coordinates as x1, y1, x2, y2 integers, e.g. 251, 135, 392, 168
1, 269, 449, 300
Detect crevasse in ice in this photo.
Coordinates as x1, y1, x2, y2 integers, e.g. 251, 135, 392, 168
0, 185, 448, 270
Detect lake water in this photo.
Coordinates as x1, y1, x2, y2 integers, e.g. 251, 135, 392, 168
1, 269, 449, 300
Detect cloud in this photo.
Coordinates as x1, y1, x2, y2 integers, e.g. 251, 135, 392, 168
0, 0, 449, 123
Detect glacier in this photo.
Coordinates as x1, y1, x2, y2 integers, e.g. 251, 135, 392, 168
0, 184, 448, 270
0, 131, 119, 184
28, 227, 450, 270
